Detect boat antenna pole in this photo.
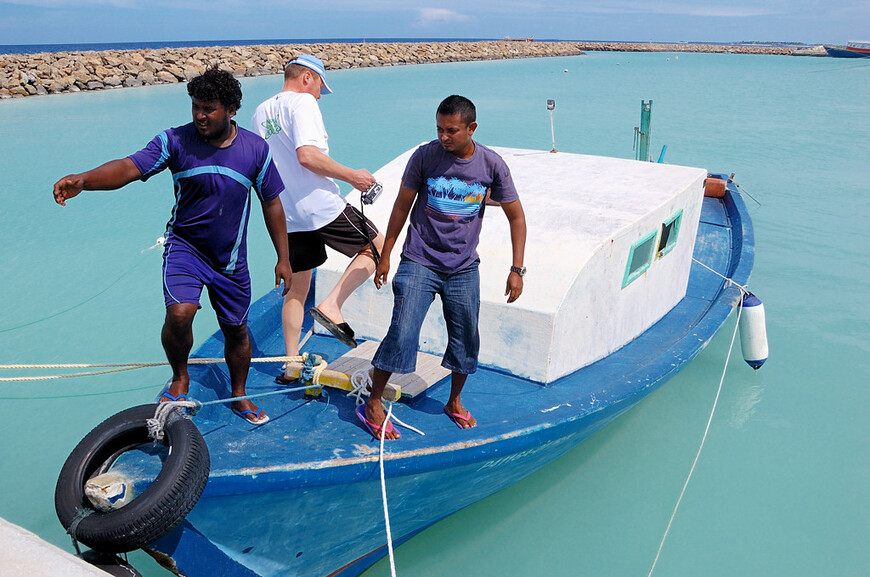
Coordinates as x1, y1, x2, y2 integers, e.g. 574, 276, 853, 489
547, 99, 557, 153
636, 100, 652, 162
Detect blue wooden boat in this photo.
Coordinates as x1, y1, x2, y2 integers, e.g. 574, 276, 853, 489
57, 147, 755, 576
824, 41, 870, 58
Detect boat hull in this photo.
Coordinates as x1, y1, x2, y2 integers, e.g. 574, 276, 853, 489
824, 45, 870, 58
150, 403, 622, 576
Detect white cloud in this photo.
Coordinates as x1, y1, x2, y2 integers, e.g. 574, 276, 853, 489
414, 7, 471, 27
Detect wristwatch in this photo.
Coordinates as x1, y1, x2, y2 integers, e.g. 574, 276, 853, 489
510, 265, 527, 277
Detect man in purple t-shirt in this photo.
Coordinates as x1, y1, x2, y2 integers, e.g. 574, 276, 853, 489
52, 69, 291, 425
359, 95, 527, 440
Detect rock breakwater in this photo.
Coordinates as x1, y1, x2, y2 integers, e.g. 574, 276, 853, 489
0, 40, 796, 99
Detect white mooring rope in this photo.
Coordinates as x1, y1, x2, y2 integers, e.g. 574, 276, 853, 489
647, 299, 745, 576
348, 368, 429, 577
146, 399, 198, 442
0, 355, 301, 382
348, 368, 372, 406
380, 401, 398, 577
348, 369, 424, 435
692, 258, 749, 293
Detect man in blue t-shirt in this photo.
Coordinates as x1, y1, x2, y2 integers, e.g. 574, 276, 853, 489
52, 68, 291, 425
359, 95, 527, 440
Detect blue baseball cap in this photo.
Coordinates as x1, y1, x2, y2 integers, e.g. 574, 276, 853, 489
287, 54, 333, 94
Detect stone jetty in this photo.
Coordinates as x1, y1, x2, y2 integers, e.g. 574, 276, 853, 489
0, 40, 799, 99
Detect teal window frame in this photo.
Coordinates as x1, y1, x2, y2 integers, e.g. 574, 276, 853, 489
622, 230, 658, 288
657, 210, 683, 258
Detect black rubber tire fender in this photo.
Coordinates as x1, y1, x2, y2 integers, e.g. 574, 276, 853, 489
55, 403, 210, 553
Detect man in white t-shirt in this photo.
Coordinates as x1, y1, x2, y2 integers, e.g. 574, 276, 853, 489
252, 54, 384, 379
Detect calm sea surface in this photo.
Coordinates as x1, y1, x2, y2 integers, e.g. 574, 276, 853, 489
1, 52, 868, 576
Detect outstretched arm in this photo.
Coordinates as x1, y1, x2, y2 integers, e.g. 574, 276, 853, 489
52, 158, 142, 206
296, 145, 376, 192
261, 196, 292, 295
501, 199, 527, 303
373, 184, 417, 290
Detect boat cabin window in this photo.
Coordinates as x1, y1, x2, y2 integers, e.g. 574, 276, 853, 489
622, 230, 658, 287
657, 210, 683, 258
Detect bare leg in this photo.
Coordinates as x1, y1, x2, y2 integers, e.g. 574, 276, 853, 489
364, 367, 400, 440
444, 372, 476, 428
160, 302, 198, 401
221, 322, 264, 420
316, 233, 384, 324
282, 269, 313, 371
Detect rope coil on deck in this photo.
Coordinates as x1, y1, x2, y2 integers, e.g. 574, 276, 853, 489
295, 352, 327, 385
349, 368, 373, 406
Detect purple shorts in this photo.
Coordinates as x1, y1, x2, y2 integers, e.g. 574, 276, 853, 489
162, 242, 251, 326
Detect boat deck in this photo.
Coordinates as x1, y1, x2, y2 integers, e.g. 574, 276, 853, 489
135, 182, 751, 495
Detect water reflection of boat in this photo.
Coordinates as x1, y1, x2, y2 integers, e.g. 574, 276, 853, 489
58, 145, 758, 577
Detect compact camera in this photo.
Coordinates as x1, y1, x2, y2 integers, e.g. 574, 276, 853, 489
362, 182, 383, 205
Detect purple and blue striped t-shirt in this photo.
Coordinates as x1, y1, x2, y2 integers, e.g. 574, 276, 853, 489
129, 122, 284, 273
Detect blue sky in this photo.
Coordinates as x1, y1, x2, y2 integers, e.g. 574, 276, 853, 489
1, 0, 867, 46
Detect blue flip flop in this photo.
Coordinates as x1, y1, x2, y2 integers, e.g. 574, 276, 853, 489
158, 391, 187, 403
232, 407, 270, 426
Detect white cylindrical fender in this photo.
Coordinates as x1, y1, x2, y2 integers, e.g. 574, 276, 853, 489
739, 292, 768, 370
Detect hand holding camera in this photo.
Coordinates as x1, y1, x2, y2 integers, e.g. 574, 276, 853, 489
362, 182, 383, 205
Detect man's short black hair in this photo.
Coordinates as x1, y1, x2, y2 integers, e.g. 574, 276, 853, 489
437, 95, 476, 125
187, 68, 243, 111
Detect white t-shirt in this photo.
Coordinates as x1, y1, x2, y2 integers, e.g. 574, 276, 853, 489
251, 91, 347, 232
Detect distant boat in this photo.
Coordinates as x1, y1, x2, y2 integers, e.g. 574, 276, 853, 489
56, 146, 758, 577
824, 41, 870, 58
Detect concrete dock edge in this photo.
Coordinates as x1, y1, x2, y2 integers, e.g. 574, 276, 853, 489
0, 517, 109, 576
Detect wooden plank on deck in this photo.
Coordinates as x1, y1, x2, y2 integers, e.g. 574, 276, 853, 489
326, 340, 450, 398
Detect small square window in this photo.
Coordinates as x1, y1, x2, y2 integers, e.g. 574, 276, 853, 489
622, 230, 658, 288
657, 210, 682, 258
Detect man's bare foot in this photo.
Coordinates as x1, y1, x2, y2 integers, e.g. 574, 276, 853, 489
159, 377, 189, 402
315, 302, 344, 326
444, 400, 476, 429
231, 398, 269, 425
362, 401, 401, 440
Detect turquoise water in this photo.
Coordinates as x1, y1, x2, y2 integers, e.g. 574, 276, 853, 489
1, 52, 868, 576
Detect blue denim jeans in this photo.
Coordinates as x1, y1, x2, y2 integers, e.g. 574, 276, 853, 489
372, 258, 480, 374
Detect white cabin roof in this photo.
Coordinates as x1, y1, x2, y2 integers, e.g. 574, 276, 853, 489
315, 146, 706, 383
